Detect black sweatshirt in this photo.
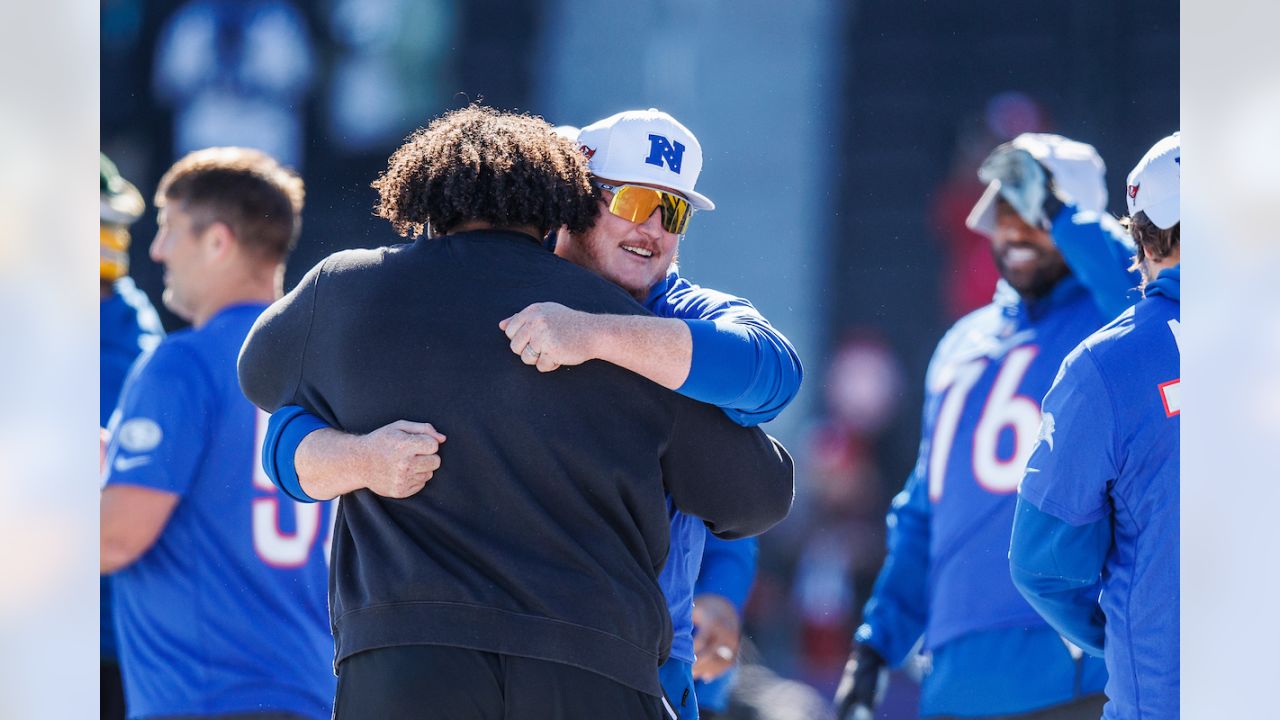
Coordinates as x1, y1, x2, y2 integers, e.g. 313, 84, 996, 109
237, 230, 794, 696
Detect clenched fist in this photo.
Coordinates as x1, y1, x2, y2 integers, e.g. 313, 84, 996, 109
499, 302, 602, 373
356, 420, 447, 499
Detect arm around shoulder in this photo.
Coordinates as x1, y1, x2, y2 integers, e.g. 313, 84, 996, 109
661, 397, 794, 539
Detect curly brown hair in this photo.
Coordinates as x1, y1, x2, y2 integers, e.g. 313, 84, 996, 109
372, 105, 599, 239
155, 147, 305, 263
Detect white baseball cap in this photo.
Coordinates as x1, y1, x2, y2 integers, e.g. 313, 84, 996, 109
560, 109, 715, 211
967, 133, 1108, 237
1126, 132, 1180, 229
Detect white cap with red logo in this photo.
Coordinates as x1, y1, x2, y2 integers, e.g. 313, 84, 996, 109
1126, 132, 1180, 230
556, 109, 715, 211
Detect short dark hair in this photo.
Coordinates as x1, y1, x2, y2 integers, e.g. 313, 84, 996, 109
372, 105, 598, 238
1122, 210, 1179, 270
155, 147, 305, 263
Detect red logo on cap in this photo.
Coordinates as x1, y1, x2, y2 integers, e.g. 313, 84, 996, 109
1128, 184, 1140, 199
580, 145, 596, 160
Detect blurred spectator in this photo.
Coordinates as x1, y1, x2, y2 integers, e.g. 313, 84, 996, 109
153, 0, 315, 168
751, 333, 901, 692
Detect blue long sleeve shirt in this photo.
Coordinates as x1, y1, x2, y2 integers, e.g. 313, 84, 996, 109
645, 267, 803, 427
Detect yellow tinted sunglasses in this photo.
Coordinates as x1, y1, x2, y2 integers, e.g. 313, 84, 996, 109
595, 181, 694, 235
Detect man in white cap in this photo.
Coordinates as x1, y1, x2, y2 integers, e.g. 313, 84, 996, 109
1011, 132, 1180, 720
836, 134, 1140, 720
257, 109, 803, 719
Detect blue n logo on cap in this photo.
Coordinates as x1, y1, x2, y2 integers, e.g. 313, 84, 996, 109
644, 134, 685, 174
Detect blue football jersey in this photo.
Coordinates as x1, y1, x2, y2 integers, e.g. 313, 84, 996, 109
1020, 269, 1180, 720
100, 277, 164, 662
104, 303, 335, 719
859, 277, 1111, 716
920, 278, 1111, 648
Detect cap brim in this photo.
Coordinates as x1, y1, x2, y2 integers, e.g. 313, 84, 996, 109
966, 180, 1001, 237
685, 188, 715, 211
1141, 195, 1179, 230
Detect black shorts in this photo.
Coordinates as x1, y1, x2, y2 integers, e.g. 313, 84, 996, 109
334, 645, 663, 720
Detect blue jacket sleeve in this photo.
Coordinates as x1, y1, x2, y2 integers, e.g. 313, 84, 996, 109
855, 468, 931, 667
671, 290, 803, 427
261, 404, 329, 503
1050, 205, 1142, 319
1009, 496, 1109, 656
694, 533, 758, 612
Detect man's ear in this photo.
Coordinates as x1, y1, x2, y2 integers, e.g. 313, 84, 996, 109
203, 220, 237, 259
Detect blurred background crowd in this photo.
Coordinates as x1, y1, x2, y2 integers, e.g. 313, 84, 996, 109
100, 0, 1178, 716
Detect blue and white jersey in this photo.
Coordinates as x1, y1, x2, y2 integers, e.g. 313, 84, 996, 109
1018, 267, 1180, 720
919, 278, 1111, 648
855, 207, 1137, 716
100, 276, 164, 662
104, 303, 334, 719
858, 277, 1113, 716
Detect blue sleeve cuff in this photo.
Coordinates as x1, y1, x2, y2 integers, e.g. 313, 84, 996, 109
695, 535, 757, 612
262, 405, 328, 503
677, 318, 802, 427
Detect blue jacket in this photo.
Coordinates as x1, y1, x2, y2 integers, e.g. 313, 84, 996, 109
855, 208, 1136, 716
1012, 266, 1180, 720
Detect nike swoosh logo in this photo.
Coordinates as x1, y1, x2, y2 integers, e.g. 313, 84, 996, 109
113, 455, 152, 472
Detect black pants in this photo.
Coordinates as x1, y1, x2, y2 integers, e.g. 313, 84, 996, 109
932, 693, 1108, 720
334, 645, 662, 720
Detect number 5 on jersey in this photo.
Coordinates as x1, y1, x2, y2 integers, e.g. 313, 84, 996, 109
252, 409, 336, 567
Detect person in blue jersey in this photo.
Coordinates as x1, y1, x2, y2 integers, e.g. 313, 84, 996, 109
100, 152, 164, 720
1011, 133, 1181, 720
260, 109, 799, 719
835, 133, 1142, 720
100, 147, 335, 720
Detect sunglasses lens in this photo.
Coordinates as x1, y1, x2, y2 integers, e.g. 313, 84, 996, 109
657, 193, 692, 234
606, 186, 660, 224
606, 186, 693, 234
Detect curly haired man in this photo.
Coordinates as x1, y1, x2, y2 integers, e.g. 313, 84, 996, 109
237, 106, 795, 719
